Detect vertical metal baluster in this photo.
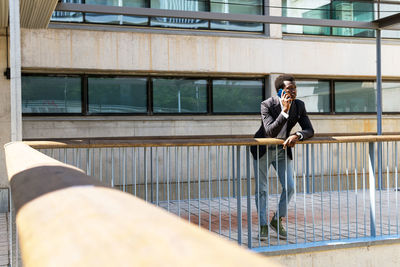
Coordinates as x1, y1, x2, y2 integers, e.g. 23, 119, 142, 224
285, 144, 289, 245
232, 145, 236, 198
276, 144, 280, 243
329, 143, 332, 240
321, 143, 324, 241
123, 147, 126, 192
218, 146, 222, 236
266, 145, 270, 245
92, 148, 95, 178
369, 142, 377, 237
256, 146, 260, 246
198, 146, 201, 227
208, 146, 211, 231
294, 146, 298, 244
110, 148, 114, 188
163, 147, 166, 202
346, 143, 350, 238
188, 146, 191, 223
99, 148, 102, 182
355, 143, 359, 238
105, 148, 109, 186
237, 145, 242, 245
145, 147, 148, 202
86, 148, 90, 175
228, 146, 232, 239
337, 143, 341, 239
176, 147, 180, 217
311, 144, 315, 242
64, 148, 67, 164
386, 142, 390, 235
395, 142, 399, 235
137, 147, 141, 198
156, 147, 159, 206
167, 146, 170, 212
302, 144, 307, 243
119, 148, 122, 192
379, 141, 383, 236
150, 147, 153, 204
363, 143, 366, 237
246, 146, 252, 248
134, 147, 137, 196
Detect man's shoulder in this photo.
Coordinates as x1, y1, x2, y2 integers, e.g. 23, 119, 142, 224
262, 96, 279, 106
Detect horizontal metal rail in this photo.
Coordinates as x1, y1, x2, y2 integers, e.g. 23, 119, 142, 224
4, 142, 274, 267
25, 135, 400, 149
55, 3, 379, 29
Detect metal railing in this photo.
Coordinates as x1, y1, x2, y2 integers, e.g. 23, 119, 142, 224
25, 135, 400, 251
4, 142, 274, 267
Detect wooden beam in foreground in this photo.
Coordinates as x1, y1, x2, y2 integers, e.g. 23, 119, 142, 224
4, 142, 280, 267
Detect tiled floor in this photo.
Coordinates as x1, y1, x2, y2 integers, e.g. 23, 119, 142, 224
158, 189, 400, 248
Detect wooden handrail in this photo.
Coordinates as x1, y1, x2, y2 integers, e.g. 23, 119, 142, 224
24, 134, 400, 149
4, 142, 279, 267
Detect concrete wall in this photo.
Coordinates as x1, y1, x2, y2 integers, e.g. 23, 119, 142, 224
0, 29, 11, 187
268, 240, 400, 267
20, 28, 400, 77
22, 115, 400, 139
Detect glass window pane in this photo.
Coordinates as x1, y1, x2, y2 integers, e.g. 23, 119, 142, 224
332, 1, 374, 37
376, 3, 400, 39
51, 0, 83, 22
334, 81, 376, 112
382, 82, 400, 112
213, 80, 263, 113
282, 0, 330, 35
150, 0, 208, 29
296, 80, 330, 113
210, 0, 263, 32
88, 77, 147, 113
85, 0, 148, 25
22, 76, 81, 113
152, 79, 207, 113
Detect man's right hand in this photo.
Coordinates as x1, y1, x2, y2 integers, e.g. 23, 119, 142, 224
281, 92, 292, 113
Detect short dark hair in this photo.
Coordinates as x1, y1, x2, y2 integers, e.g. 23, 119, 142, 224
274, 74, 295, 92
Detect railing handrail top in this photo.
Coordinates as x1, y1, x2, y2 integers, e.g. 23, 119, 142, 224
24, 134, 400, 149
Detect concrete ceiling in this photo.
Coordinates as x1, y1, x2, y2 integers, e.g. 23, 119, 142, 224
0, 0, 58, 29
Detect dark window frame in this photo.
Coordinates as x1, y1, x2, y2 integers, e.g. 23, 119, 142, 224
22, 73, 267, 116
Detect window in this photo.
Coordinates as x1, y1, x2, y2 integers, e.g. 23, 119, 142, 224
296, 80, 330, 113
152, 78, 207, 113
283, 0, 375, 38
85, 0, 148, 25
51, 0, 264, 32
22, 75, 263, 115
212, 79, 263, 113
88, 77, 147, 113
22, 76, 81, 114
334, 81, 376, 112
210, 0, 263, 32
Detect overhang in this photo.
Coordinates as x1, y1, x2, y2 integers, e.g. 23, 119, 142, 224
0, 0, 58, 29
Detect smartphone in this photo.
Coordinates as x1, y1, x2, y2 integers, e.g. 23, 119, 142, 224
277, 89, 286, 98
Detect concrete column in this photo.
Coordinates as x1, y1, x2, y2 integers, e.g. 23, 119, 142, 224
0, 29, 12, 187
269, 0, 282, 39
9, 0, 22, 142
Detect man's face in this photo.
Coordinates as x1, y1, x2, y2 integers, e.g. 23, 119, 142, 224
283, 80, 297, 100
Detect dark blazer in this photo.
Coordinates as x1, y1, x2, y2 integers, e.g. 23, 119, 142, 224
250, 96, 314, 160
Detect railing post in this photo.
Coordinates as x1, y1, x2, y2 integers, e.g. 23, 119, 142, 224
368, 142, 377, 237
246, 146, 252, 248
306, 144, 310, 194
232, 145, 236, 198
236, 145, 242, 245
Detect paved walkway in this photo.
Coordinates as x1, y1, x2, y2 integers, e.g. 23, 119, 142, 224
158, 189, 400, 248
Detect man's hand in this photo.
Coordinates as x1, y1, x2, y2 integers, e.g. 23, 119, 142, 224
281, 92, 292, 113
283, 134, 299, 149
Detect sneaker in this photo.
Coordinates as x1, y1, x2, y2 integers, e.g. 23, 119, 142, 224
269, 216, 287, 240
259, 225, 268, 240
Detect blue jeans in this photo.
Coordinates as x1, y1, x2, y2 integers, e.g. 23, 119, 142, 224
253, 146, 295, 226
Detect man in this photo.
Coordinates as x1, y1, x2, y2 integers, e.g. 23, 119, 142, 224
251, 74, 314, 240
